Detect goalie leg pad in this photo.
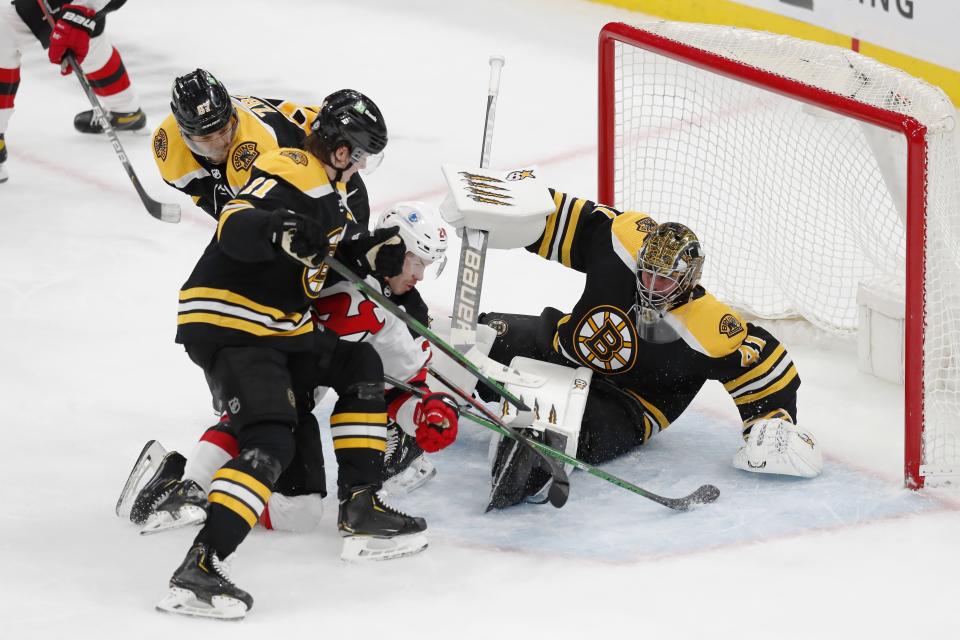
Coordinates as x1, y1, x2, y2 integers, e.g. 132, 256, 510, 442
733, 418, 823, 478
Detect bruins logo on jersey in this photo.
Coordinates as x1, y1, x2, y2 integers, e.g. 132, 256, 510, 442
232, 142, 259, 172
154, 128, 168, 161
280, 149, 309, 166
573, 305, 637, 373
635, 217, 657, 233
719, 313, 745, 338
303, 264, 330, 299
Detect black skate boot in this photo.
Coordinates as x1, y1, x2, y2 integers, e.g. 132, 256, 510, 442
382, 424, 436, 494
338, 485, 428, 562
0, 134, 8, 183
73, 108, 146, 134
141, 479, 207, 535
130, 451, 187, 525
156, 542, 252, 620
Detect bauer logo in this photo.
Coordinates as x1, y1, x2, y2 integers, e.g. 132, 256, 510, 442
153, 128, 168, 161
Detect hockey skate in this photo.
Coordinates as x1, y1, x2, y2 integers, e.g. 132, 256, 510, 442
338, 485, 428, 562
73, 108, 146, 134
116, 440, 169, 520
382, 425, 436, 495
129, 450, 187, 525
141, 479, 207, 535
156, 542, 252, 620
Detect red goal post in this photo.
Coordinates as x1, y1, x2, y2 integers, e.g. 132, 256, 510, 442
598, 21, 959, 488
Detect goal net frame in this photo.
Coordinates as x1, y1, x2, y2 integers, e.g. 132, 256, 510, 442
598, 21, 957, 489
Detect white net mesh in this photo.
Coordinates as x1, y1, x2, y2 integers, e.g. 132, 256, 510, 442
606, 22, 960, 483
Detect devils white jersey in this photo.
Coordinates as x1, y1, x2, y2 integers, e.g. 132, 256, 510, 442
313, 277, 431, 435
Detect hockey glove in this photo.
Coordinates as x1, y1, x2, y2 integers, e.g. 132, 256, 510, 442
412, 392, 459, 453
338, 227, 406, 278
48, 5, 98, 74
270, 210, 330, 269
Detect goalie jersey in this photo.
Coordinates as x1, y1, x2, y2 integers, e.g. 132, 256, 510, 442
526, 189, 800, 442
314, 279, 433, 437
151, 95, 369, 225
175, 147, 357, 352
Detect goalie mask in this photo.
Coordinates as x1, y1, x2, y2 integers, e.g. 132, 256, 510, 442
635, 222, 704, 317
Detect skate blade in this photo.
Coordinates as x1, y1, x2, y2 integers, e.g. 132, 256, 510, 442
340, 533, 428, 563
382, 457, 437, 495
140, 506, 206, 536
116, 440, 167, 519
156, 587, 246, 620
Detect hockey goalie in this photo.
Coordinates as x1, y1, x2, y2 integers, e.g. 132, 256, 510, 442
436, 171, 823, 509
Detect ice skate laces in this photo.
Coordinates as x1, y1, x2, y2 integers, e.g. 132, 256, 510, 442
210, 552, 236, 586
384, 425, 399, 461
373, 492, 411, 518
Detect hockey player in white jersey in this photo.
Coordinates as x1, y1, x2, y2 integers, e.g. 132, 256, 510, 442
118, 201, 459, 547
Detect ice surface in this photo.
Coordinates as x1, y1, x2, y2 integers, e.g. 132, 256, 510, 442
2, 0, 959, 638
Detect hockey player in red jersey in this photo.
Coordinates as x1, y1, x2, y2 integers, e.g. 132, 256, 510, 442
477, 189, 823, 508
0, 0, 145, 182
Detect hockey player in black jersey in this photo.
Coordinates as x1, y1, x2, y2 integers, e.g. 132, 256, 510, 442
156, 89, 426, 620
478, 189, 823, 509
151, 69, 369, 225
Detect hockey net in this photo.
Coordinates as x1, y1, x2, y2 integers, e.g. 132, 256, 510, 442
598, 21, 960, 488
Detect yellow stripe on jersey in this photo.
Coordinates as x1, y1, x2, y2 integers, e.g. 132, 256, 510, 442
333, 437, 388, 452
330, 412, 388, 426
537, 190, 564, 258
208, 492, 258, 528
723, 344, 787, 393
560, 198, 588, 268
180, 287, 305, 323
610, 212, 656, 271
177, 313, 314, 338
213, 468, 272, 503
252, 148, 334, 198
733, 365, 799, 406
667, 293, 747, 358
216, 201, 255, 240
624, 389, 670, 432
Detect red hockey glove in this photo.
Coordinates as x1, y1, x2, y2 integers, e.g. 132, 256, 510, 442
413, 392, 459, 453
48, 5, 98, 74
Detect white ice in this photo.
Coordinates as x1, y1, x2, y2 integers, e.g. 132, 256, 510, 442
1, 0, 959, 638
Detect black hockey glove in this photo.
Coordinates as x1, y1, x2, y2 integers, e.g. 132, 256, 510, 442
269, 210, 329, 268
338, 227, 406, 277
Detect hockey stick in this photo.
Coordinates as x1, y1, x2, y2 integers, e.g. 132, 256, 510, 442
450, 55, 505, 352
37, 0, 180, 223
323, 255, 569, 508
385, 374, 719, 512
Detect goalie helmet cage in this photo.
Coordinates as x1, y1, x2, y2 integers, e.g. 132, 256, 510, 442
598, 21, 960, 489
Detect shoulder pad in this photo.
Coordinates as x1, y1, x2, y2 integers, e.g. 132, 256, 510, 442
252, 148, 334, 198
610, 211, 658, 270
662, 292, 747, 358
151, 114, 206, 187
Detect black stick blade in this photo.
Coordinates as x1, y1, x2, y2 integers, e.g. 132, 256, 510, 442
547, 475, 570, 508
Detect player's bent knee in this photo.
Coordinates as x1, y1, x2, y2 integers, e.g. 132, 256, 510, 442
237, 423, 296, 473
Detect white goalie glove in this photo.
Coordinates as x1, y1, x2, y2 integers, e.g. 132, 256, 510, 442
733, 418, 823, 478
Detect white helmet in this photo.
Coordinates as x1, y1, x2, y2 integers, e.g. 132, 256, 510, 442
376, 201, 449, 264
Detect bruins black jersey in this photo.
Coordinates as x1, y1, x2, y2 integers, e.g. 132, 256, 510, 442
175, 148, 357, 351
151, 95, 369, 225
527, 189, 800, 440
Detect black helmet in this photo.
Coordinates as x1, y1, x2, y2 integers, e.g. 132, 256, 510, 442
310, 89, 387, 159
171, 69, 234, 137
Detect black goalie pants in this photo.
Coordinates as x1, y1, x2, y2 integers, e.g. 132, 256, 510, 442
184, 332, 387, 557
